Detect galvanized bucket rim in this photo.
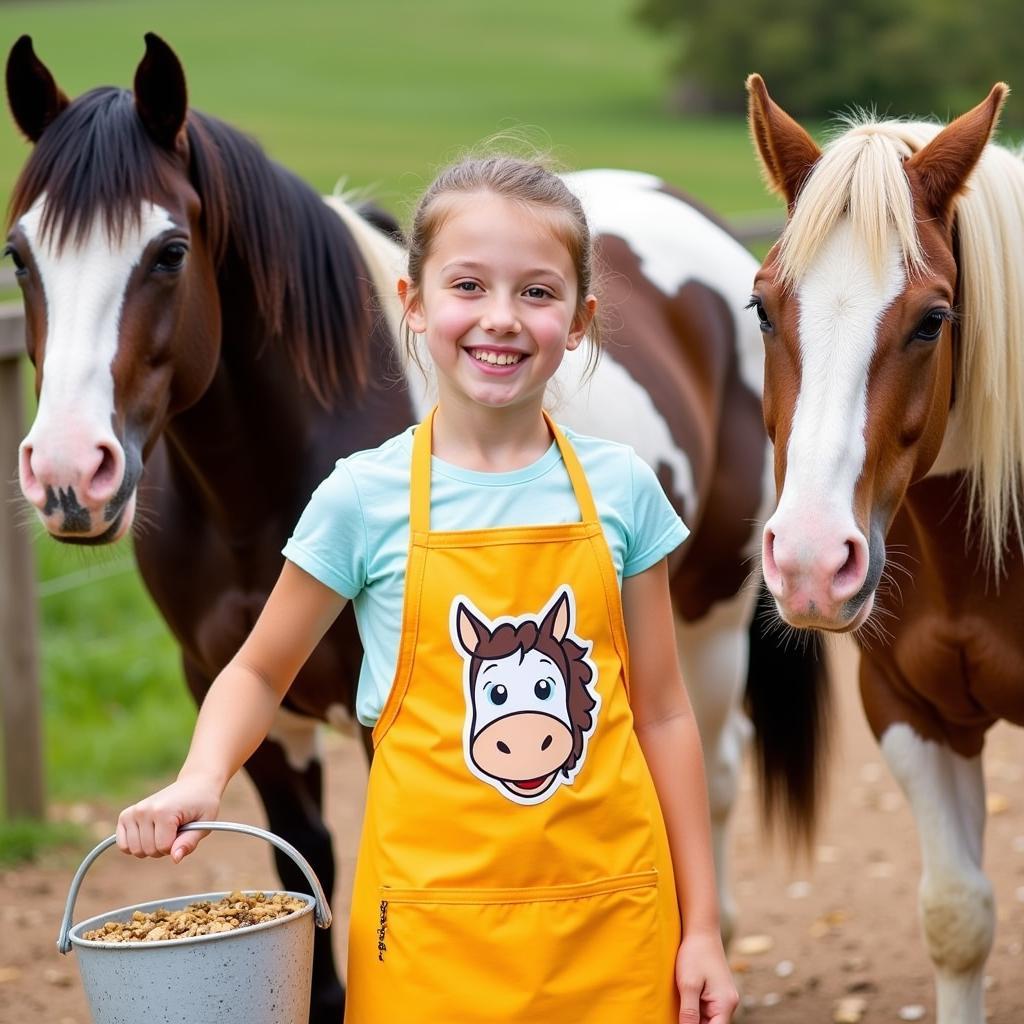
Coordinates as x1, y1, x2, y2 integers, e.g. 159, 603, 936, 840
68, 888, 316, 951
58, 821, 332, 954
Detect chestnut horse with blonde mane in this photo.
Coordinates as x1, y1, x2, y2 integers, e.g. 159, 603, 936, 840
747, 76, 1024, 1024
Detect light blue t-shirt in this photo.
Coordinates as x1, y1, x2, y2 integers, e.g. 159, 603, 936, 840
283, 425, 688, 727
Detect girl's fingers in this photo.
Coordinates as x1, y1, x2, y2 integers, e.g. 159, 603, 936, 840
123, 818, 145, 858
170, 827, 208, 863
678, 978, 701, 1024
115, 817, 129, 854
139, 817, 161, 858
154, 815, 181, 856
704, 990, 740, 1024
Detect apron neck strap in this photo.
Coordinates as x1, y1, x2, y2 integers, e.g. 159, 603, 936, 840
410, 407, 600, 533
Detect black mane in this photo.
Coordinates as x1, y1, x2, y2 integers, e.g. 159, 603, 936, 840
8, 86, 375, 406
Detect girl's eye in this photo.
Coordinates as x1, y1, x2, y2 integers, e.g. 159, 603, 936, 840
153, 242, 188, 273
455, 281, 480, 292
525, 287, 552, 300
534, 679, 554, 700
489, 685, 508, 706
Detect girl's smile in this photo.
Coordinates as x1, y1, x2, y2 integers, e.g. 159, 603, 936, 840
466, 346, 526, 371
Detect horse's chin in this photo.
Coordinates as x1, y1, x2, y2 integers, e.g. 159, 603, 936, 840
48, 492, 137, 546
775, 591, 876, 634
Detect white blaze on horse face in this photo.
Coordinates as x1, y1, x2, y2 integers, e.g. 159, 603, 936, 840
18, 196, 174, 530
765, 221, 904, 618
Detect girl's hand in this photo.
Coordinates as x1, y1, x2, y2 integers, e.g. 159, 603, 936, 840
116, 774, 223, 863
676, 931, 740, 1024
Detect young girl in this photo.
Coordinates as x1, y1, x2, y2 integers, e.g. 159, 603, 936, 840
117, 155, 738, 1024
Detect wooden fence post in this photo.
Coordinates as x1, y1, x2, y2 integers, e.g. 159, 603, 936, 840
0, 303, 44, 820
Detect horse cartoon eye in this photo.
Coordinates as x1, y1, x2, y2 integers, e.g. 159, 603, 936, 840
489, 685, 508, 706
534, 679, 553, 700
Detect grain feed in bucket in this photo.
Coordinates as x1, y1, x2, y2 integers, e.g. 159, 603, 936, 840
57, 821, 332, 1024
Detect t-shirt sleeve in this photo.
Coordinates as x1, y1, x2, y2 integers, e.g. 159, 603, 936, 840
623, 450, 690, 578
282, 461, 368, 599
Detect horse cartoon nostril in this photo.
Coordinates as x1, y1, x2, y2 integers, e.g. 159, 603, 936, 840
541, 735, 552, 751
497, 741, 511, 754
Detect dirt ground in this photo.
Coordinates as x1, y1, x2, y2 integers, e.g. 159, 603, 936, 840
2, 638, 1022, 1023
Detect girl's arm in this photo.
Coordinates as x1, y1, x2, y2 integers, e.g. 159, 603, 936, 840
622, 557, 738, 1024
117, 561, 348, 862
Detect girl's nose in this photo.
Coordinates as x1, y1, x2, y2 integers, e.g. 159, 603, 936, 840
481, 299, 521, 336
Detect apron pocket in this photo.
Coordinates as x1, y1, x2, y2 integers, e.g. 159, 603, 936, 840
372, 869, 667, 1023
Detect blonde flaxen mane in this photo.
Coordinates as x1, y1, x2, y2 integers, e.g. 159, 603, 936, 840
778, 116, 1024, 574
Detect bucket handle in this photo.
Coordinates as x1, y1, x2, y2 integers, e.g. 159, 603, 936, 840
57, 820, 333, 954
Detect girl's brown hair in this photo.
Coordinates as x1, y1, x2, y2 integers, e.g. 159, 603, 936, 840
403, 153, 602, 378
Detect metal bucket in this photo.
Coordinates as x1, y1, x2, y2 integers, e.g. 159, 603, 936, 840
57, 821, 332, 1024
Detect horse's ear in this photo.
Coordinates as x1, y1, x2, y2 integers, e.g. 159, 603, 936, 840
455, 603, 488, 657
6, 35, 70, 143
746, 73, 821, 209
133, 32, 188, 153
540, 589, 571, 643
905, 83, 1009, 219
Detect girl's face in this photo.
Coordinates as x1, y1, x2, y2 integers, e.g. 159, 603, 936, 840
400, 192, 596, 413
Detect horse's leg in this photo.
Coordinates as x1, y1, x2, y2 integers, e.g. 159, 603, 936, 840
879, 721, 993, 1024
182, 659, 345, 1024
673, 589, 755, 948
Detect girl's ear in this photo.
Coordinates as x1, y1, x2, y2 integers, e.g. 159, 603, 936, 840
397, 276, 426, 334
567, 294, 598, 351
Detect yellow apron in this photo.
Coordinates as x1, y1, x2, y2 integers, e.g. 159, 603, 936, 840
345, 409, 681, 1023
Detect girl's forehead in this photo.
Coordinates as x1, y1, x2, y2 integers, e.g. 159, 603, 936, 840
429, 192, 576, 273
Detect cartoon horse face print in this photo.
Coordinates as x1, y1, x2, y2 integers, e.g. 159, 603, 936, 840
451, 587, 600, 805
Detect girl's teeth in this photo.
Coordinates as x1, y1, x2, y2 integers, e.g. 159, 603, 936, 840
472, 350, 522, 366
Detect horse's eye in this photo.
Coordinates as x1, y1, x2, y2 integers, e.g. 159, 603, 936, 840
913, 310, 949, 343
745, 296, 773, 333
3, 245, 26, 276
153, 243, 188, 273
489, 685, 508, 706
534, 679, 553, 701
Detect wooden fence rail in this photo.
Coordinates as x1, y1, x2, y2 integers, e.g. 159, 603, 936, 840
0, 211, 783, 821
0, 302, 43, 820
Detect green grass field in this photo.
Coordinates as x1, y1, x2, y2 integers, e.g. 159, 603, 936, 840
0, 0, 778, 217
0, 0, 780, 857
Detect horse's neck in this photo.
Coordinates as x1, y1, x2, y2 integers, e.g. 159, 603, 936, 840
160, 310, 314, 541
159, 259, 426, 543
926, 402, 973, 479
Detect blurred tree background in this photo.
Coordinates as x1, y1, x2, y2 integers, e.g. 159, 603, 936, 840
637, 0, 1023, 127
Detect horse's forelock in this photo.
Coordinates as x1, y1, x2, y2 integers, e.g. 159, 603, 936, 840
7, 87, 178, 251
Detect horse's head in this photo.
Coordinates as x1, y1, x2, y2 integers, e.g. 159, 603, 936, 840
5, 34, 221, 543
747, 75, 1008, 631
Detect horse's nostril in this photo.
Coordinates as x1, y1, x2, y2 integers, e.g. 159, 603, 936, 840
497, 741, 511, 754
541, 735, 552, 751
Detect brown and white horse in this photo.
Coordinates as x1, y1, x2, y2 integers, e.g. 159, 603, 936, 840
747, 75, 1024, 1024
5, 32, 821, 1020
